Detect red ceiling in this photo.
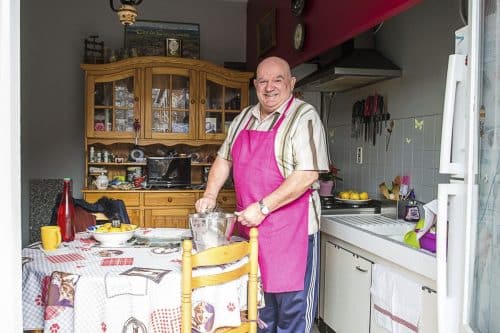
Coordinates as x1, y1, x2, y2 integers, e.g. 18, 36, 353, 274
246, 0, 423, 71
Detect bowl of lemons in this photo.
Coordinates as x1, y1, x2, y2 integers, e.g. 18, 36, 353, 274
336, 190, 370, 204
87, 223, 138, 247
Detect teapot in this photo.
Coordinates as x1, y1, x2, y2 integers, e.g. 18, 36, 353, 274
94, 173, 109, 190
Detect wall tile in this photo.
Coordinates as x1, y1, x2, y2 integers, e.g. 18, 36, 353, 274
422, 168, 437, 186
420, 185, 435, 202
423, 116, 436, 150
435, 115, 443, 148
327, 115, 442, 198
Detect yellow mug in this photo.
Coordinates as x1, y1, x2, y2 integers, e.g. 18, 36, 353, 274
41, 226, 62, 251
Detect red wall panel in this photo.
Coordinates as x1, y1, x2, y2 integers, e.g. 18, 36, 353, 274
246, 0, 423, 71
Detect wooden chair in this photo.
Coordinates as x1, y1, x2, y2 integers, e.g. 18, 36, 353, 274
181, 228, 259, 333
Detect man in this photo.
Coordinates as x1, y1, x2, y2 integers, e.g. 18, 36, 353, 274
195, 56, 329, 333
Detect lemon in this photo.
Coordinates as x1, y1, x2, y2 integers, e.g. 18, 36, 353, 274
109, 227, 122, 233
350, 192, 360, 200
340, 192, 350, 199
360, 192, 369, 200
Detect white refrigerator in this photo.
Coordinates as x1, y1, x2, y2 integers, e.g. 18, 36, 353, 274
438, 0, 500, 332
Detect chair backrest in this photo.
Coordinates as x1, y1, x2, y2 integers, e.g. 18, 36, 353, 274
181, 228, 258, 333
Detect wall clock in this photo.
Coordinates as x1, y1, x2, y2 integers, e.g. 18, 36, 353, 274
293, 22, 305, 51
291, 0, 306, 16
165, 38, 182, 57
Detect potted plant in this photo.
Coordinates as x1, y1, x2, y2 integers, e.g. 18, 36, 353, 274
319, 165, 342, 196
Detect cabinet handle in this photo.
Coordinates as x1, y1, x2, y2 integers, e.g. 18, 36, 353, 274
134, 96, 139, 102
190, 99, 196, 104
200, 98, 206, 105
167, 197, 173, 203
355, 266, 368, 273
421, 286, 437, 294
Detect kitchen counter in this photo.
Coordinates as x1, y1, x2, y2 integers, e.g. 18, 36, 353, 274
320, 214, 436, 281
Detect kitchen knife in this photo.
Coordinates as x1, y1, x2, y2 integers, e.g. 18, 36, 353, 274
372, 94, 378, 145
351, 101, 357, 138
379, 95, 385, 136
364, 97, 370, 142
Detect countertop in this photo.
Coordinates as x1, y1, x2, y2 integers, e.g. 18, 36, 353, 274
320, 214, 436, 281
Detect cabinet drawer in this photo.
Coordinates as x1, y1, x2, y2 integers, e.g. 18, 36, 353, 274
144, 208, 195, 228
127, 209, 141, 227
84, 192, 141, 207
144, 192, 197, 207
217, 191, 236, 207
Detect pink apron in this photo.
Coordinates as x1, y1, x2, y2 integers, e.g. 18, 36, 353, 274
231, 98, 310, 293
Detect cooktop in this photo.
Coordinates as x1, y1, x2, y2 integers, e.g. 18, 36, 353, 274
320, 195, 381, 215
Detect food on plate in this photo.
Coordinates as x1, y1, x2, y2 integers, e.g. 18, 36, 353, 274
349, 192, 360, 200
338, 190, 370, 201
93, 223, 138, 233
340, 191, 350, 199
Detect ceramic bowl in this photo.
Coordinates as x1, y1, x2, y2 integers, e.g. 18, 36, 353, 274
88, 227, 135, 247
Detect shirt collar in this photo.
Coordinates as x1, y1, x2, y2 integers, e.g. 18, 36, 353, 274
251, 95, 294, 120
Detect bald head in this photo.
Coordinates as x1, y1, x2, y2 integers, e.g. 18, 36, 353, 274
256, 56, 292, 79
254, 57, 296, 115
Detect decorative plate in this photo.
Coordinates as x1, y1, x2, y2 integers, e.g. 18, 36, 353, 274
291, 0, 306, 16
129, 148, 145, 161
335, 197, 371, 204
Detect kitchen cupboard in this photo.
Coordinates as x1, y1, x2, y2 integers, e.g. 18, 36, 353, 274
323, 241, 372, 333
82, 189, 236, 228
319, 233, 438, 333
81, 57, 252, 228
370, 286, 437, 333
82, 57, 252, 145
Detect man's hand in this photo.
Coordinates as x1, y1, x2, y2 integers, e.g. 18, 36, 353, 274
235, 202, 266, 227
195, 195, 217, 213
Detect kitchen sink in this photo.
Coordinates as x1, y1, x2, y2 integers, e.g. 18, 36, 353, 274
327, 215, 415, 238
386, 234, 405, 242
320, 214, 436, 280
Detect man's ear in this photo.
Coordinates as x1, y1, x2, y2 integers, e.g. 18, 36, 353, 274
253, 78, 258, 89
290, 76, 297, 91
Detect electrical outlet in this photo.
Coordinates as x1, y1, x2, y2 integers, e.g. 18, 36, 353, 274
356, 147, 363, 164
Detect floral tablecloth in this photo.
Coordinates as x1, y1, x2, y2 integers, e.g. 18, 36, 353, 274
22, 230, 260, 333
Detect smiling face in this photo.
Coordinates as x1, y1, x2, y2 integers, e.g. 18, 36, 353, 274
254, 57, 296, 116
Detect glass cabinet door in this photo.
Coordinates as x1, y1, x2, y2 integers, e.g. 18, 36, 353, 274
200, 73, 248, 140
87, 69, 139, 138
144, 67, 195, 139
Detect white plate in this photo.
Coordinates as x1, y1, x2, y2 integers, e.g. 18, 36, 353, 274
335, 197, 371, 204
134, 228, 191, 241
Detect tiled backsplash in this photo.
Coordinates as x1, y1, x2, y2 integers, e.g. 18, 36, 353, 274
329, 114, 449, 203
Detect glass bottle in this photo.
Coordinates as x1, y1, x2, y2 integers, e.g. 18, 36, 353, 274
57, 178, 76, 242
111, 214, 121, 229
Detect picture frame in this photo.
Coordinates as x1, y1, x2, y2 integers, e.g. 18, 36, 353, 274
205, 117, 217, 134
124, 20, 200, 59
121, 267, 171, 284
257, 8, 277, 57
165, 38, 182, 57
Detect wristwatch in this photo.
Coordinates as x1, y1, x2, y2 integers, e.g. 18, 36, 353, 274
259, 199, 270, 215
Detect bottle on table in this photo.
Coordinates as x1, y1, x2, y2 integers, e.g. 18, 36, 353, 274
111, 214, 121, 229
56, 178, 76, 242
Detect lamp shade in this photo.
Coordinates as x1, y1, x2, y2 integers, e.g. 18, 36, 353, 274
117, 4, 137, 25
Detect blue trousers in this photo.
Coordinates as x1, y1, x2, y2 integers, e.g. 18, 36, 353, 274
258, 233, 319, 333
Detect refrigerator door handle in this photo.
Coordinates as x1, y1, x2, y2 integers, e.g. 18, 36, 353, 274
440, 54, 467, 175
437, 183, 465, 332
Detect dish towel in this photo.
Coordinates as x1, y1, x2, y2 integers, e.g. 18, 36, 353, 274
371, 264, 422, 333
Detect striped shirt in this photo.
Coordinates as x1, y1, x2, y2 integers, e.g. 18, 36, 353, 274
218, 96, 329, 234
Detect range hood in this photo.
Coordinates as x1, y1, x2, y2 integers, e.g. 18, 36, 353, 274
296, 39, 402, 93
